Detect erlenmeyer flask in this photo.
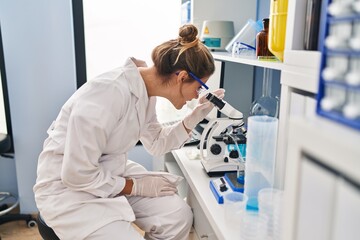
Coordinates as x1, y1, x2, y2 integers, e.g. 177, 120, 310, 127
250, 68, 279, 118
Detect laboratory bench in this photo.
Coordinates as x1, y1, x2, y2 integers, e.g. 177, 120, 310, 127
162, 113, 360, 240
163, 147, 241, 240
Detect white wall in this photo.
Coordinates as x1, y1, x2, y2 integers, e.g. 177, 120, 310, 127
0, 0, 77, 213
83, 0, 183, 124
83, 0, 181, 80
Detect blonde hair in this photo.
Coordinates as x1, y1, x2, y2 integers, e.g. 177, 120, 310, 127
152, 24, 215, 82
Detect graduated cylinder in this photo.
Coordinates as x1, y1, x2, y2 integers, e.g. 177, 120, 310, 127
244, 116, 278, 211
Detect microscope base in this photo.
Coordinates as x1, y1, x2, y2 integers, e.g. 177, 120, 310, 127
201, 159, 239, 177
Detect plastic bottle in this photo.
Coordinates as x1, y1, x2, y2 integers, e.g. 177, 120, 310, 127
268, 0, 289, 62
256, 18, 274, 58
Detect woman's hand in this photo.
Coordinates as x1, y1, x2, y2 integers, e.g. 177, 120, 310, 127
183, 89, 225, 131
128, 176, 178, 197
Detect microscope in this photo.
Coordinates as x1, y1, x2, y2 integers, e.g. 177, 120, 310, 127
199, 93, 247, 176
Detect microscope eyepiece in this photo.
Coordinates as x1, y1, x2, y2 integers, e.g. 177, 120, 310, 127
206, 92, 244, 120
205, 93, 225, 110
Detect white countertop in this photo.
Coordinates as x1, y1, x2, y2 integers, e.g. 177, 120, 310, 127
172, 147, 241, 240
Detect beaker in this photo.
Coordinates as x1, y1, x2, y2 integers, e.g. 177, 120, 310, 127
250, 68, 279, 118
224, 192, 248, 227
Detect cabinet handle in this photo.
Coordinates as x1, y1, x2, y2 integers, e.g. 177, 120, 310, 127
200, 234, 208, 239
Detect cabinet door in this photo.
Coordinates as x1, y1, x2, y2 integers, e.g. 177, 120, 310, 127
187, 190, 217, 240
295, 157, 336, 240
332, 178, 360, 240
289, 91, 306, 117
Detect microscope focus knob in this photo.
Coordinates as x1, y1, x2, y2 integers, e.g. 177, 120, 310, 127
210, 144, 222, 155
229, 150, 239, 159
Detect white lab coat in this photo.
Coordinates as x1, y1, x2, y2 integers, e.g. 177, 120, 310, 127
33, 58, 191, 239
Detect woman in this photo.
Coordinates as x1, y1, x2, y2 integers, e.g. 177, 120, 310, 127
33, 24, 224, 239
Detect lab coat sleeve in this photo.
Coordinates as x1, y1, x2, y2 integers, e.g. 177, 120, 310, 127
61, 83, 127, 198
140, 121, 190, 156
140, 99, 190, 156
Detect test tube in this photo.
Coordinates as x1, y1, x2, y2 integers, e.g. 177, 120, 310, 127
325, 22, 352, 49
320, 85, 346, 112
322, 56, 349, 81
343, 89, 360, 119
328, 0, 354, 16
349, 21, 360, 50
345, 57, 360, 85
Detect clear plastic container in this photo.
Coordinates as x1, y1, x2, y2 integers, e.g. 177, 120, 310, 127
258, 188, 284, 239
268, 0, 289, 62
239, 211, 268, 240
225, 19, 262, 53
231, 42, 256, 56
224, 192, 248, 226
244, 116, 279, 211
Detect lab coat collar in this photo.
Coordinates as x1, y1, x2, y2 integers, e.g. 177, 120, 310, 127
124, 57, 149, 131
124, 57, 148, 99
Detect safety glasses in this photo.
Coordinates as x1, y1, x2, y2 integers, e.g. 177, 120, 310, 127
176, 71, 210, 94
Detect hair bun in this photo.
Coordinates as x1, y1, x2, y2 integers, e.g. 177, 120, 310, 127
178, 24, 198, 44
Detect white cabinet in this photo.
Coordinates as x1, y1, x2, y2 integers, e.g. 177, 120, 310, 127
283, 117, 360, 240
286, 150, 360, 240
332, 178, 360, 240
296, 158, 336, 240
281, 0, 360, 236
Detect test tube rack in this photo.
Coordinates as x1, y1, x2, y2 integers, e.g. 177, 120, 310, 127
316, 0, 360, 130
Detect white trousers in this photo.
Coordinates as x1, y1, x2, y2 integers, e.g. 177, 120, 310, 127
85, 194, 193, 240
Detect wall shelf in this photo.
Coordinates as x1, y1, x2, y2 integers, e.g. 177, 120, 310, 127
212, 52, 284, 70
